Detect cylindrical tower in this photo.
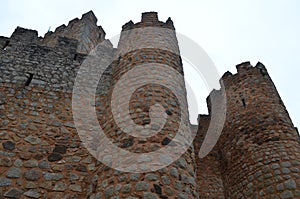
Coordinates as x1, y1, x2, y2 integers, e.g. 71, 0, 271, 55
94, 12, 198, 198
218, 62, 300, 198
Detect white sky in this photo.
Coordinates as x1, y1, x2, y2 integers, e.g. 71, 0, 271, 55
1, 0, 299, 128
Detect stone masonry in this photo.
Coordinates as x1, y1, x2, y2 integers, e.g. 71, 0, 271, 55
0, 11, 299, 198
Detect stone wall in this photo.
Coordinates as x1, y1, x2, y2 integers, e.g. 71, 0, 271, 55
196, 62, 300, 198
0, 85, 100, 198
42, 11, 106, 54
219, 62, 300, 198
0, 25, 114, 95
194, 115, 225, 198
0, 10, 299, 199
0, 11, 114, 198
92, 12, 198, 198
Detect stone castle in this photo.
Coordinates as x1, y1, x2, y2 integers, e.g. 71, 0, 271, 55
0, 10, 299, 199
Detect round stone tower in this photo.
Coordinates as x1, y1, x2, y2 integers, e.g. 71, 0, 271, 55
94, 12, 198, 198
218, 62, 300, 198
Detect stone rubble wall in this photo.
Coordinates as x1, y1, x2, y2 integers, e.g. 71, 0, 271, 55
42, 11, 106, 54
92, 12, 198, 198
0, 84, 101, 198
194, 115, 225, 198
0, 11, 115, 198
0, 26, 114, 95
0, 10, 299, 199
197, 62, 300, 198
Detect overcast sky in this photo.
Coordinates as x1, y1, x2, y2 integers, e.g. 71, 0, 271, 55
1, 0, 299, 128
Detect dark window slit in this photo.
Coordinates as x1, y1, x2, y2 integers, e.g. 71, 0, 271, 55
25, 73, 34, 86
74, 54, 78, 60
242, 98, 246, 107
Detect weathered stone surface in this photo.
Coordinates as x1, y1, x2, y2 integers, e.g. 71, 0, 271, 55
19, 152, 31, 160
165, 187, 174, 196
44, 172, 64, 181
24, 135, 41, 145
121, 184, 131, 194
0, 10, 299, 199
24, 170, 42, 181
121, 138, 134, 148
53, 182, 67, 191
47, 153, 63, 162
0, 177, 12, 186
52, 164, 64, 171
69, 184, 82, 192
170, 167, 179, 178
284, 179, 297, 190
6, 167, 21, 178
13, 159, 23, 167
0, 157, 13, 167
24, 189, 41, 198
39, 181, 52, 190
145, 173, 158, 181
153, 184, 162, 195
25, 182, 37, 189
178, 193, 189, 199
4, 188, 23, 198
70, 173, 79, 181
130, 173, 140, 181
143, 192, 158, 199
135, 181, 149, 191
161, 137, 171, 145
38, 161, 50, 169
175, 158, 187, 169
24, 160, 38, 168
2, 141, 15, 150
53, 145, 67, 154
104, 185, 114, 198
161, 176, 171, 185
0, 151, 15, 157
280, 191, 294, 199
76, 164, 87, 172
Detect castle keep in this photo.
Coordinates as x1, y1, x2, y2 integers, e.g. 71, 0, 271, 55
0, 11, 299, 198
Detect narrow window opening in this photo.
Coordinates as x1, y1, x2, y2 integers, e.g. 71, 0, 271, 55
74, 54, 78, 61
242, 98, 246, 107
2, 40, 9, 50
93, 183, 97, 193
25, 73, 34, 86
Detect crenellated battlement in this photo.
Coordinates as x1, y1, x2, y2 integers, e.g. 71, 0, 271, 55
0, 11, 106, 56
0, 30, 116, 93
198, 60, 299, 197
81, 10, 98, 24
11, 27, 38, 43
42, 10, 105, 54
0, 11, 299, 199
0, 10, 114, 93
122, 11, 175, 31
217, 61, 271, 91
236, 61, 252, 73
